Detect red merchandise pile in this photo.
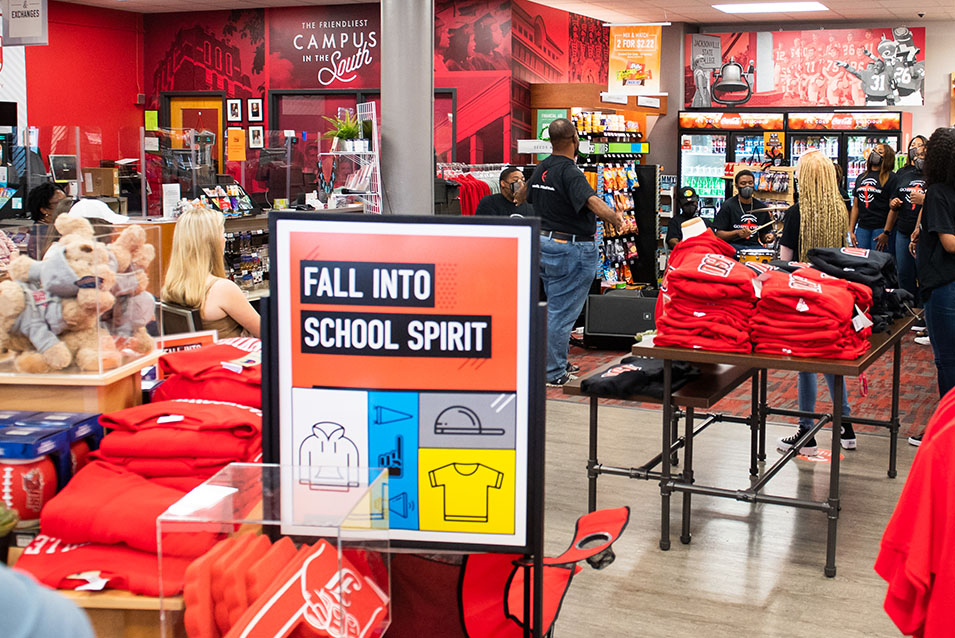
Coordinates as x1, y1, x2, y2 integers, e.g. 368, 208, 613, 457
876, 388, 955, 637
153, 338, 262, 409
15, 342, 264, 597
655, 232, 758, 353
751, 267, 872, 359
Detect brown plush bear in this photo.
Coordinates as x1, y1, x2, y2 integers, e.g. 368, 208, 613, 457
106, 224, 157, 356
0, 215, 122, 373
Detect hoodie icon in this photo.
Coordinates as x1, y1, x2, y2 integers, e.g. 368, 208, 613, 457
298, 421, 360, 489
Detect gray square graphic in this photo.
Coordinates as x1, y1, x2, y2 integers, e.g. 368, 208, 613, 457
418, 392, 517, 449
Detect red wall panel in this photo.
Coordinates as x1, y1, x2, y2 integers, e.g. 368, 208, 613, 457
25, 1, 144, 161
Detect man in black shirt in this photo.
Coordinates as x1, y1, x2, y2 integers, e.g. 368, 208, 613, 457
521, 118, 627, 386
713, 170, 775, 251
475, 167, 535, 217
666, 186, 706, 248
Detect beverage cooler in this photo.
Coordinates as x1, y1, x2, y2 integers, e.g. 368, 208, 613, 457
678, 112, 785, 220
787, 112, 903, 190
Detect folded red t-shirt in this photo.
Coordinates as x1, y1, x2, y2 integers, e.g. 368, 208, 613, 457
41, 461, 219, 557
92, 457, 239, 479
15, 534, 191, 597
97, 428, 257, 461
100, 399, 261, 438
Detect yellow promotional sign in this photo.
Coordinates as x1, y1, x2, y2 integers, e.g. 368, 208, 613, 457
227, 128, 247, 162
608, 26, 662, 95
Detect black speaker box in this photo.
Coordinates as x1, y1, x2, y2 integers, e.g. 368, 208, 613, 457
584, 288, 657, 349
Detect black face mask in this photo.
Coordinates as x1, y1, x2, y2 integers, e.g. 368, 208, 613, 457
908, 147, 920, 161
914, 157, 925, 171
738, 186, 755, 199
681, 202, 698, 215
869, 152, 883, 169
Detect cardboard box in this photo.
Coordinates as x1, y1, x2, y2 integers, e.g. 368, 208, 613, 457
82, 167, 120, 197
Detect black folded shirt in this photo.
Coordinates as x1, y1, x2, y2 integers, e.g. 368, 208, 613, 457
580, 357, 701, 399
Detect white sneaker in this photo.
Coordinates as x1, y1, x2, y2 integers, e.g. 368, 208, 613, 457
911, 325, 927, 333
777, 431, 818, 456
915, 336, 931, 346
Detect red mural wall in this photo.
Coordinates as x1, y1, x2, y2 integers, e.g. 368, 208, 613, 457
25, 1, 145, 161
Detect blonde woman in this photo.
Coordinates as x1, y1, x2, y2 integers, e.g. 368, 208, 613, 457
777, 151, 855, 455
161, 205, 260, 339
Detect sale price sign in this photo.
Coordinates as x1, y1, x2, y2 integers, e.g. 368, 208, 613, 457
608, 26, 662, 95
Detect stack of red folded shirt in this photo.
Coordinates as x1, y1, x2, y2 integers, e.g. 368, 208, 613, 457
153, 338, 262, 409
16, 399, 264, 597
655, 249, 759, 353
751, 267, 873, 359
94, 399, 262, 491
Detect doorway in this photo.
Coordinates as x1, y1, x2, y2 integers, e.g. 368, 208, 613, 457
161, 93, 226, 169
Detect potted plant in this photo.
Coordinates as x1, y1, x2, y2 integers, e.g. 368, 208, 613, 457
322, 112, 361, 152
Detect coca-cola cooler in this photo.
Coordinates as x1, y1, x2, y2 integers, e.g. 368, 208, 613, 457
787, 112, 906, 191
678, 111, 786, 220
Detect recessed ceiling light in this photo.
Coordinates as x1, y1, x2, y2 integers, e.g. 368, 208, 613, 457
712, 2, 829, 13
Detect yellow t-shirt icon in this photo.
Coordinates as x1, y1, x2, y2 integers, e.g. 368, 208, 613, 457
429, 463, 503, 522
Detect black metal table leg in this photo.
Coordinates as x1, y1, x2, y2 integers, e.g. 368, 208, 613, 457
681, 406, 695, 545
825, 375, 844, 578
671, 410, 680, 467
758, 369, 768, 461
588, 396, 599, 512
749, 371, 759, 477
889, 340, 901, 479
660, 360, 673, 551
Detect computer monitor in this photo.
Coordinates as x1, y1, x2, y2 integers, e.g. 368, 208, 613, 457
49, 155, 78, 182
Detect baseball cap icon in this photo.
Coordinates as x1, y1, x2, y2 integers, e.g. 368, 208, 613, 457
433, 406, 504, 436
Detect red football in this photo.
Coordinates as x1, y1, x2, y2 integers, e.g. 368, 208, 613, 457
0, 457, 58, 528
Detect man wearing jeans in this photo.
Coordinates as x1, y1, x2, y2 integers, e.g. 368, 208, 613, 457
522, 119, 627, 386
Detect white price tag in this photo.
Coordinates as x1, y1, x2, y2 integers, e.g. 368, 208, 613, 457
852, 305, 873, 332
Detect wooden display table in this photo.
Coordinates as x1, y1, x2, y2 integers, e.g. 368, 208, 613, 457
0, 352, 158, 413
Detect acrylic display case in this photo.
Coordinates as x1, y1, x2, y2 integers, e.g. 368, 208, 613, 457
157, 464, 390, 638
144, 128, 218, 217
0, 222, 161, 377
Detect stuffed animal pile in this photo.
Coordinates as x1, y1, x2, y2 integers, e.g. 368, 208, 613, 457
0, 214, 156, 373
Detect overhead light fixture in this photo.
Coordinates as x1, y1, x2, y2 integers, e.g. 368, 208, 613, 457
603, 22, 672, 27
712, 2, 828, 13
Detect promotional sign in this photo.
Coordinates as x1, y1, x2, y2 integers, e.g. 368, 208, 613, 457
271, 214, 539, 550
535, 109, 566, 161
787, 112, 901, 131
226, 128, 247, 162
684, 26, 926, 108
1, 0, 48, 46
678, 112, 785, 130
268, 5, 380, 89
608, 26, 662, 95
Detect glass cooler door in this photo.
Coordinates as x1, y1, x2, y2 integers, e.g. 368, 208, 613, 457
680, 133, 727, 221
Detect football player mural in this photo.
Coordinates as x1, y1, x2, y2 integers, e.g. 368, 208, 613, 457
684, 26, 925, 108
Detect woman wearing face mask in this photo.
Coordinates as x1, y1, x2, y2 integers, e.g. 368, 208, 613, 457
777, 151, 855, 453
887, 135, 928, 301
848, 143, 897, 251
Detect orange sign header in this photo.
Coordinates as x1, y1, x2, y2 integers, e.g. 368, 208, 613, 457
787, 112, 902, 131
679, 112, 784, 130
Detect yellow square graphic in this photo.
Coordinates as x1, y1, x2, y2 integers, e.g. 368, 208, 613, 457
419, 448, 516, 534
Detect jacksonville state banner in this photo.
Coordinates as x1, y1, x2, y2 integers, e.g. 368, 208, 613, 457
684, 26, 926, 109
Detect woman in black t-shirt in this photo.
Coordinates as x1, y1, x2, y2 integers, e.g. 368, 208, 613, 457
848, 143, 897, 252
777, 151, 855, 454
915, 128, 955, 404
887, 135, 928, 301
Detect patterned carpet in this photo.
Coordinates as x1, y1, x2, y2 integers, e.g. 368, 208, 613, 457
550, 330, 939, 439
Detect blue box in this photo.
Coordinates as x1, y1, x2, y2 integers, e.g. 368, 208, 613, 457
0, 411, 39, 426
14, 412, 104, 451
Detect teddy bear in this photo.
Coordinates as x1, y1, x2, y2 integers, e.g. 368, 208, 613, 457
105, 223, 157, 356
0, 215, 122, 373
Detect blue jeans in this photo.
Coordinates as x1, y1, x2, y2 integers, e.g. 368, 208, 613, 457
924, 280, 955, 397
540, 236, 599, 381
797, 372, 851, 432
894, 230, 919, 303
855, 226, 894, 255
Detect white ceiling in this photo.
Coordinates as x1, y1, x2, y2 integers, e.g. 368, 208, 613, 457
59, 0, 954, 23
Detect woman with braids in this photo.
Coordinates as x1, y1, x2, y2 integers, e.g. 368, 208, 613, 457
907, 127, 955, 446
777, 151, 856, 455
848, 142, 897, 252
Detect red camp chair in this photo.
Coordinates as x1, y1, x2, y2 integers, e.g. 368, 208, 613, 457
461, 507, 630, 637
